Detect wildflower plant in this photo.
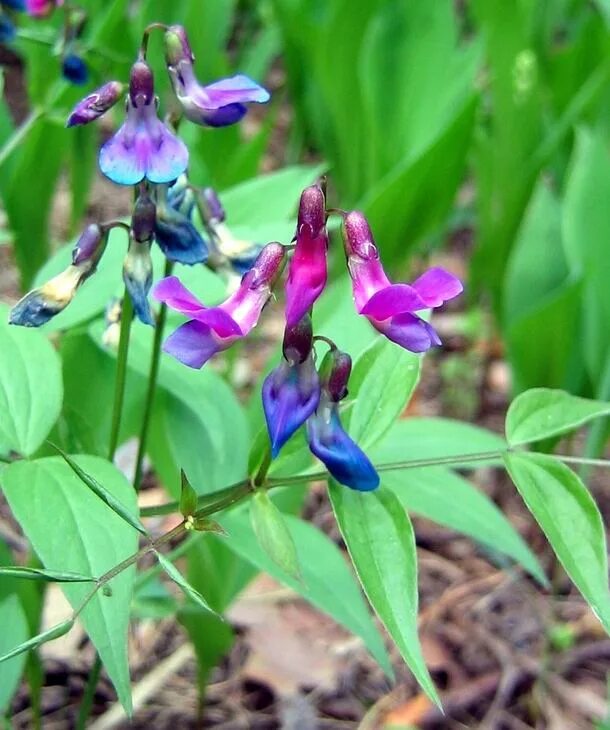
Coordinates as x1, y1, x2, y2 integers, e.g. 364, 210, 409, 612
1, 15, 610, 726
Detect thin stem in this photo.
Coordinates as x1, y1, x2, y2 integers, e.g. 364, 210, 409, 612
133, 260, 174, 490
0, 109, 45, 169
75, 655, 101, 730
253, 446, 272, 488
140, 22, 169, 59
556, 455, 610, 469
108, 293, 134, 461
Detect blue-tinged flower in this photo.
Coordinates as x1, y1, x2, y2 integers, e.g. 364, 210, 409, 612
285, 183, 328, 328
99, 60, 188, 186
124, 192, 156, 325
0, 15, 15, 42
1, 0, 25, 11
262, 315, 320, 457
66, 81, 124, 127
154, 184, 208, 265
9, 224, 108, 327
306, 349, 379, 491
164, 25, 270, 127
342, 211, 463, 353
62, 54, 88, 85
154, 243, 286, 369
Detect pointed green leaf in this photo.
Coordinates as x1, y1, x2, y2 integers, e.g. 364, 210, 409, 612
0, 309, 63, 456
50, 444, 147, 536
382, 466, 546, 585
506, 388, 610, 446
0, 567, 97, 583
0, 618, 74, 664
221, 510, 392, 677
0, 594, 29, 711
505, 452, 610, 633
1, 457, 138, 713
156, 552, 216, 616
250, 491, 301, 581
328, 482, 439, 705
180, 470, 198, 518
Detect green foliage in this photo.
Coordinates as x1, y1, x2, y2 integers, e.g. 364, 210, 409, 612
250, 489, 301, 580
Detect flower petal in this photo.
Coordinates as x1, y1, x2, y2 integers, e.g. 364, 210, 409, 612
163, 320, 224, 369
99, 120, 147, 186
285, 225, 328, 327
411, 267, 463, 308
145, 120, 189, 183
359, 283, 427, 319
307, 410, 379, 492
153, 276, 205, 315
154, 210, 208, 265
378, 312, 441, 353
197, 103, 248, 127
200, 75, 270, 108
194, 308, 243, 338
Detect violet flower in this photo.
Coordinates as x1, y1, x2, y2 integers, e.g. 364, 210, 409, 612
342, 211, 463, 353
66, 81, 124, 127
164, 25, 269, 127
99, 60, 188, 186
285, 183, 328, 328
262, 315, 320, 457
154, 243, 286, 368
306, 349, 379, 492
24, 0, 60, 17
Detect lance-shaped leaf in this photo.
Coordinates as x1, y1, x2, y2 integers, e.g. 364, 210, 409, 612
0, 619, 74, 664
506, 388, 610, 446
250, 491, 301, 580
328, 482, 439, 705
50, 444, 147, 536
505, 452, 610, 633
156, 552, 216, 616
0, 567, 97, 583
180, 470, 198, 518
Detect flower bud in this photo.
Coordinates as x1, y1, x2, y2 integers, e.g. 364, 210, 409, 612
342, 211, 378, 260
298, 184, 326, 237
66, 80, 124, 127
72, 223, 107, 266
129, 60, 155, 106
164, 24, 193, 67
318, 349, 351, 402
62, 54, 88, 86
282, 314, 313, 365
123, 238, 153, 325
247, 243, 286, 290
131, 192, 156, 243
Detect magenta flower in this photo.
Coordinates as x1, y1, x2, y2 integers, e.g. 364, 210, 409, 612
164, 25, 269, 127
154, 243, 286, 368
25, 0, 60, 17
342, 212, 463, 353
284, 184, 328, 328
99, 61, 188, 186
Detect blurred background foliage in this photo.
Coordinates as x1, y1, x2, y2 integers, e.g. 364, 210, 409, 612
2, 0, 610, 403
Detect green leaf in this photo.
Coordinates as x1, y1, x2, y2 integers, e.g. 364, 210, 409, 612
250, 491, 301, 581
0, 618, 74, 664
0, 308, 63, 457
348, 338, 420, 449
0, 567, 96, 583
0, 595, 29, 712
156, 552, 216, 616
50, 444, 147, 536
328, 483, 438, 704
180, 470, 198, 518
382, 466, 546, 584
221, 510, 392, 676
1, 457, 138, 712
504, 452, 610, 633
506, 388, 610, 446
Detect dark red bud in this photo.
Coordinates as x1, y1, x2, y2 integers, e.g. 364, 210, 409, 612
131, 193, 156, 242
129, 61, 155, 106
248, 243, 286, 288
298, 184, 326, 236
72, 224, 105, 265
342, 211, 378, 260
282, 314, 313, 364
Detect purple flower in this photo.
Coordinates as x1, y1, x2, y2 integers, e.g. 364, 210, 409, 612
285, 184, 328, 327
306, 349, 379, 492
66, 81, 124, 127
154, 242, 286, 368
262, 316, 320, 457
99, 61, 188, 186
342, 212, 463, 353
164, 25, 270, 127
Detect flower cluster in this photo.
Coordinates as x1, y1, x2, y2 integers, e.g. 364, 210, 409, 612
157, 183, 463, 490
9, 22, 270, 327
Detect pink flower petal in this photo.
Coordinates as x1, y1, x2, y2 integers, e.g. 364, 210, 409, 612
411, 267, 463, 308
360, 283, 427, 319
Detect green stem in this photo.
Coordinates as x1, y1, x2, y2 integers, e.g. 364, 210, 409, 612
75, 655, 101, 730
108, 293, 134, 461
253, 445, 272, 487
133, 260, 173, 490
0, 109, 45, 169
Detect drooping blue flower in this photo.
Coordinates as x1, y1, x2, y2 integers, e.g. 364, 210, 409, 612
0, 15, 15, 42
99, 60, 188, 186
62, 54, 88, 85
123, 191, 156, 325
154, 184, 208, 265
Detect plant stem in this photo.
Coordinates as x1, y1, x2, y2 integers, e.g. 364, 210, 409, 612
108, 293, 134, 461
75, 655, 101, 730
133, 260, 173, 490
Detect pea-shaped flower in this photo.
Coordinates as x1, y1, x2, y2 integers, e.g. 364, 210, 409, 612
306, 349, 379, 492
284, 183, 328, 328
262, 315, 320, 457
164, 25, 270, 127
99, 60, 188, 185
342, 211, 463, 353
154, 183, 208, 265
154, 242, 286, 368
